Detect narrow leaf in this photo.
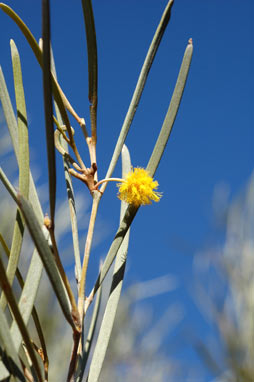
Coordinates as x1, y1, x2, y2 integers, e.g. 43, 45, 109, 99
42, 0, 56, 225
0, 256, 43, 382
81, 0, 98, 142
51, 48, 82, 286
146, 39, 193, 176
17, 194, 76, 331
0, 67, 44, 222
0, 40, 30, 310
0, 2, 74, 140
0, 167, 18, 203
75, 277, 102, 381
10, 39, 29, 198
0, 70, 47, 375
87, 145, 131, 382
10, 254, 44, 360
86, 204, 137, 313
0, 209, 24, 311
0, 233, 48, 378
0, 66, 18, 155
0, 305, 25, 381
0, 168, 75, 329
101, 0, 174, 193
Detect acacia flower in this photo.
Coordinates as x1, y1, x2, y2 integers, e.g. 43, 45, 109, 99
94, 167, 162, 206
117, 168, 161, 206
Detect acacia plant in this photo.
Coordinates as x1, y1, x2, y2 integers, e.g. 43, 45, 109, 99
0, 0, 192, 381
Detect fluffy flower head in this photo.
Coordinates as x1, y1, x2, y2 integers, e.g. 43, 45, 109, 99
117, 167, 162, 206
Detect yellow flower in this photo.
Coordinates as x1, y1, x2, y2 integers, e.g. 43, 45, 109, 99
117, 168, 162, 206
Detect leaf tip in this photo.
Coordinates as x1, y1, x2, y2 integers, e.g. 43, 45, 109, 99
10, 38, 18, 55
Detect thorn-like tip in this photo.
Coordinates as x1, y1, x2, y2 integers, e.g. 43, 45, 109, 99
188, 38, 193, 45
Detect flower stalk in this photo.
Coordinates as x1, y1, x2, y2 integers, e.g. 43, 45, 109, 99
78, 190, 101, 325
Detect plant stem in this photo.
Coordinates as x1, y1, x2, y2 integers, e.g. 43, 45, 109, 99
86, 138, 98, 182
53, 115, 70, 144
66, 329, 81, 382
78, 191, 101, 322
67, 191, 101, 380
94, 177, 123, 190
70, 140, 87, 171
48, 227, 80, 330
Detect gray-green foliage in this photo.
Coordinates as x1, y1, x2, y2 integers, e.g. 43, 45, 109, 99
194, 175, 254, 382
0, 1, 192, 381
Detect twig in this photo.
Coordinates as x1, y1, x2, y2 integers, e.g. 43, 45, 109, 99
47, 226, 81, 331
78, 191, 101, 324
66, 330, 81, 382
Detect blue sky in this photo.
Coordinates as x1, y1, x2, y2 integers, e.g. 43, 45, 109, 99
0, 1, 253, 380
